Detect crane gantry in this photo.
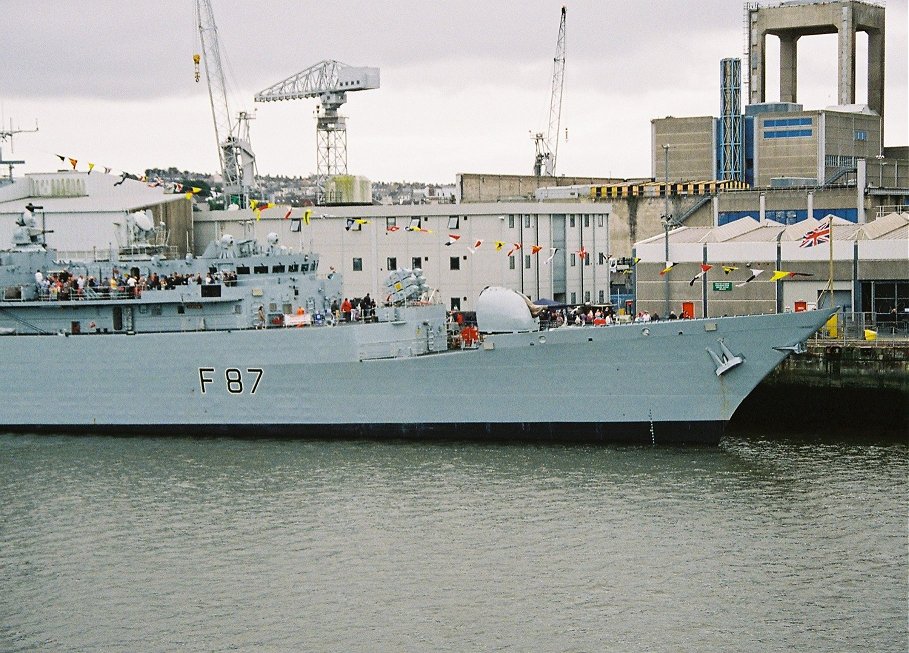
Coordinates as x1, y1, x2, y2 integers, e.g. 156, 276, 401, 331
254, 60, 379, 188
194, 0, 257, 207
533, 6, 567, 177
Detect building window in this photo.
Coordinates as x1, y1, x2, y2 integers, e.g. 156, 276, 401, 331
584, 215, 590, 227
352, 257, 362, 272
386, 217, 397, 231
387, 257, 397, 271
763, 129, 812, 139
523, 215, 531, 228
764, 117, 812, 127
508, 215, 515, 229
854, 130, 867, 141
524, 254, 531, 269
597, 215, 604, 227
570, 253, 576, 267
412, 257, 421, 270
450, 256, 460, 270
569, 215, 576, 228
447, 216, 459, 229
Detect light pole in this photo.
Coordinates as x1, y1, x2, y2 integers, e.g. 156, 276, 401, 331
662, 144, 671, 316
876, 154, 885, 187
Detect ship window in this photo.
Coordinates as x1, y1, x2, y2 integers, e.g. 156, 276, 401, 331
353, 257, 363, 272
282, 303, 292, 314
409, 217, 421, 229
201, 285, 221, 298
584, 291, 591, 302
524, 215, 531, 228
508, 215, 515, 229
151, 305, 162, 316
450, 298, 461, 311
178, 305, 185, 314
450, 256, 460, 270
599, 290, 605, 303
412, 257, 421, 270
524, 254, 531, 269
387, 257, 397, 270
272, 265, 285, 273
290, 218, 302, 232
448, 216, 459, 229
598, 215, 604, 227
237, 266, 250, 275
386, 217, 397, 230
288, 263, 299, 273
509, 257, 516, 270
234, 305, 243, 315
254, 265, 268, 274
570, 253, 576, 267
569, 216, 576, 228
570, 292, 576, 304
269, 303, 277, 311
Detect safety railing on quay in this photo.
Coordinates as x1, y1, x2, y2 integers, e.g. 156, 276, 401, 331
810, 311, 909, 346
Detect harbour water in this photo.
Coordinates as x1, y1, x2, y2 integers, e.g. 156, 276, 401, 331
1, 432, 905, 652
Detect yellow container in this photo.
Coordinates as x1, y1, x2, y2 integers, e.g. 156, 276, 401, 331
825, 314, 838, 338
864, 329, 877, 341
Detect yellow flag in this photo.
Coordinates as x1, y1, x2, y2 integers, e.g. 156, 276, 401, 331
303, 209, 312, 225
769, 270, 790, 281
495, 241, 505, 251
87, 162, 95, 174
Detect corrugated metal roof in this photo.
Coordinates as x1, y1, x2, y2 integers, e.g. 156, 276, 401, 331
859, 212, 909, 240
650, 213, 906, 247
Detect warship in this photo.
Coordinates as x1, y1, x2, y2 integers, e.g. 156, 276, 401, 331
0, 209, 835, 444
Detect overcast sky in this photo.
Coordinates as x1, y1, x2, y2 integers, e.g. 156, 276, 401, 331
2, 0, 906, 183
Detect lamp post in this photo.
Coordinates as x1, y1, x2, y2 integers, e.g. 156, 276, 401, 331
662, 144, 671, 316
876, 154, 885, 187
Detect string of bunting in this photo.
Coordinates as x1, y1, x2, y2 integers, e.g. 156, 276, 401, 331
53, 153, 203, 199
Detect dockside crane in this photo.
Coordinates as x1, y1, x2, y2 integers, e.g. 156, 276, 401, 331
254, 60, 379, 189
532, 6, 567, 177
194, 0, 257, 207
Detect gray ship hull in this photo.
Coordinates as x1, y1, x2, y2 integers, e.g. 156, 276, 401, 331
1, 307, 833, 445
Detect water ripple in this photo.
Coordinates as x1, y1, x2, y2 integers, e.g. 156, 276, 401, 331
0, 434, 905, 652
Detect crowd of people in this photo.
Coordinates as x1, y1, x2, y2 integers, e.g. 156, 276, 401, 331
35, 267, 238, 300
329, 295, 377, 323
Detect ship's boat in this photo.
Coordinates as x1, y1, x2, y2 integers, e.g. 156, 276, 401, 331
0, 210, 834, 444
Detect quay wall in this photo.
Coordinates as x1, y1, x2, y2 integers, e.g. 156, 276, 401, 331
732, 341, 909, 436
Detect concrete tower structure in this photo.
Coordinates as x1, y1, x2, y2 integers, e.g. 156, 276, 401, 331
746, 1, 885, 129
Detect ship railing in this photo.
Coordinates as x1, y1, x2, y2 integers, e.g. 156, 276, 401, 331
36, 287, 139, 302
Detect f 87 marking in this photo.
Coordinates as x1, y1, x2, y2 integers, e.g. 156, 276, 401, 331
199, 368, 263, 394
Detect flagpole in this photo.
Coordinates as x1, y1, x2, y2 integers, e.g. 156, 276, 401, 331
828, 216, 834, 301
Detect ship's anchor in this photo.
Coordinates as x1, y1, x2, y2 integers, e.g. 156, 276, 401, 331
772, 341, 807, 355
706, 338, 743, 377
